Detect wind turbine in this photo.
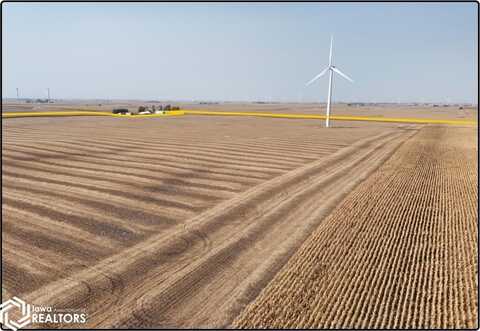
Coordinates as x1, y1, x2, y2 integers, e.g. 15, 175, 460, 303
306, 36, 354, 128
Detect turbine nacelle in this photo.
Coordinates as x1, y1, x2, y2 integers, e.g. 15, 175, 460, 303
305, 65, 353, 87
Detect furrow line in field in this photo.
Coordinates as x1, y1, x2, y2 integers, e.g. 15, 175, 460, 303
3, 152, 265, 187
3, 167, 229, 203
3, 173, 212, 213
55, 138, 311, 166
3, 182, 186, 231
2, 154, 256, 192
3, 147, 286, 177
6, 139, 305, 169
7, 128, 338, 154
7, 135, 322, 162
2, 206, 120, 251
21, 128, 413, 328
232, 126, 477, 329
108, 128, 410, 328
4, 143, 294, 172
2, 192, 148, 243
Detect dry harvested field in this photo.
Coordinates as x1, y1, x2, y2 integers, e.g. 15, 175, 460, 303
2, 114, 419, 328
1, 111, 477, 328
183, 103, 478, 121
3, 101, 477, 121
234, 125, 478, 329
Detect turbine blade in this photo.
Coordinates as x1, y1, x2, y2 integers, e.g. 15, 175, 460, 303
329, 36, 333, 66
305, 67, 330, 86
331, 67, 354, 83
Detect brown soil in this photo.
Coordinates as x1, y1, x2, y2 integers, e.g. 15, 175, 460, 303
233, 125, 478, 329
2, 115, 416, 328
3, 101, 477, 121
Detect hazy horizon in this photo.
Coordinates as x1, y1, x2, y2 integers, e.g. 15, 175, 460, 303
2, 97, 478, 105
3, 3, 478, 103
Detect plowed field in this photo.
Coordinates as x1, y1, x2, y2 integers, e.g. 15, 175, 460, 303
2, 115, 420, 328
234, 125, 478, 329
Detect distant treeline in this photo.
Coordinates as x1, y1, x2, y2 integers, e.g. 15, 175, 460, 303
24, 99, 53, 103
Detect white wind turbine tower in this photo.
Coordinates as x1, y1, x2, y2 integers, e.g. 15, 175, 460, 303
306, 36, 354, 128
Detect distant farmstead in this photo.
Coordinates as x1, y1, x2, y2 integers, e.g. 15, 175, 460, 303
112, 108, 130, 114
112, 104, 180, 115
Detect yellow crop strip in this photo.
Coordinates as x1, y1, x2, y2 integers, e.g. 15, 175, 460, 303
182, 110, 478, 126
2, 110, 184, 119
2, 111, 111, 118
1, 109, 476, 126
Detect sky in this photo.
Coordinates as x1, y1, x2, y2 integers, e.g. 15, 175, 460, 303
2, 2, 478, 103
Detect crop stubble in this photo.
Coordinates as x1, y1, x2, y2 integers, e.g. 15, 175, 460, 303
233, 125, 478, 329
2, 116, 418, 328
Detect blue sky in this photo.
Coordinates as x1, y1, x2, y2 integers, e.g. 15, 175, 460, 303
2, 2, 478, 103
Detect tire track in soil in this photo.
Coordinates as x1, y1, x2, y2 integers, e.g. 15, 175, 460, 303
233, 126, 478, 329
21, 127, 416, 328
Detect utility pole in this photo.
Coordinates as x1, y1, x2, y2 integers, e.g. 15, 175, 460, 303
16, 88, 19, 101
47, 88, 50, 102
